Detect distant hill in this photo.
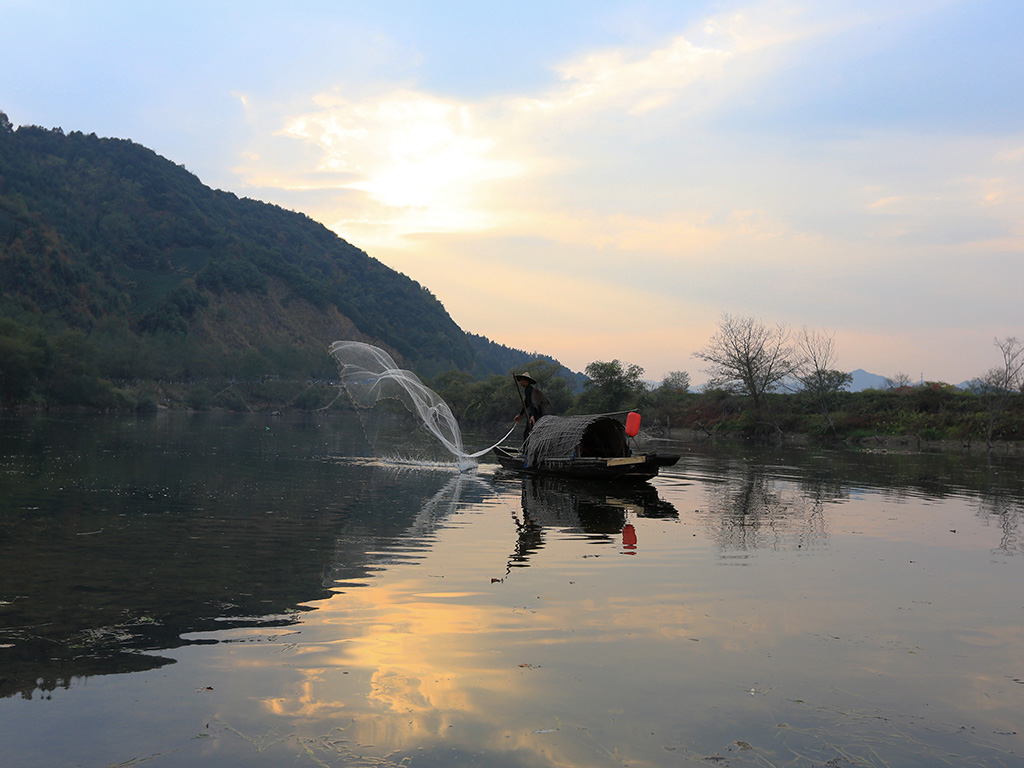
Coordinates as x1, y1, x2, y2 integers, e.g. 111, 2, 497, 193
0, 112, 573, 402
849, 369, 890, 392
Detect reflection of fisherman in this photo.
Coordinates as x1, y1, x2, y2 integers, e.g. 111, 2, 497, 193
514, 372, 552, 441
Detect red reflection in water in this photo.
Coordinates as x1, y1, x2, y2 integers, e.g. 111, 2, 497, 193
622, 523, 637, 553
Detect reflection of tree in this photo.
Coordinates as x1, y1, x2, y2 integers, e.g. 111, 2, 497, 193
690, 443, 1024, 558
973, 465, 1024, 557
698, 459, 830, 554
980, 495, 1023, 556
691, 440, 1024, 503
502, 476, 678, 569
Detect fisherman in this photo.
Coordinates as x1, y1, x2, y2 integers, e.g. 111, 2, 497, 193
514, 372, 552, 441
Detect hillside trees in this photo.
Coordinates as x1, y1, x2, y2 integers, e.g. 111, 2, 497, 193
658, 370, 691, 393
640, 370, 692, 428
572, 359, 646, 414
433, 358, 574, 427
1, 118, 523, 397
0, 318, 51, 401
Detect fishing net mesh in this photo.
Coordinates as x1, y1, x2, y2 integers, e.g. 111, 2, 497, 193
329, 341, 514, 470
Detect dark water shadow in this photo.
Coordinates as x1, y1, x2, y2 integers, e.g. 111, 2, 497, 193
0, 413, 467, 700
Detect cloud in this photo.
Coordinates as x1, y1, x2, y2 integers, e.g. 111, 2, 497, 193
531, 33, 732, 116
997, 145, 1024, 164
227, 1, 1024, 384
234, 7, 810, 253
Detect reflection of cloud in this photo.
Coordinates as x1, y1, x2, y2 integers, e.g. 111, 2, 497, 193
344, 590, 512, 715
254, 578, 553, 760
247, 478, 687, 763
230, 463, 1024, 767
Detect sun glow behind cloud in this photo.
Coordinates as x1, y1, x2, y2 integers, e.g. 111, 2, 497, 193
242, 6, 825, 225
282, 91, 523, 241
255, 25, 745, 255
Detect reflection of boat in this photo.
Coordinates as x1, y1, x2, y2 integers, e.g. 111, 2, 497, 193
494, 414, 680, 481
502, 473, 679, 569
520, 474, 679, 526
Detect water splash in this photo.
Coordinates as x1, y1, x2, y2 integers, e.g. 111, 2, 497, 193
329, 341, 513, 472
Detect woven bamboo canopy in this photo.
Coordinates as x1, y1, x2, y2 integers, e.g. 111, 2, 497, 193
524, 414, 629, 469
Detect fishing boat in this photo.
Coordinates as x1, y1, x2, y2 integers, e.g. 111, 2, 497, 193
492, 412, 679, 482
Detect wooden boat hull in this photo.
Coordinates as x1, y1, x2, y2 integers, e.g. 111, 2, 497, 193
493, 445, 679, 482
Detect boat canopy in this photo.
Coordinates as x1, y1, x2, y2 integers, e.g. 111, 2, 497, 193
524, 415, 630, 468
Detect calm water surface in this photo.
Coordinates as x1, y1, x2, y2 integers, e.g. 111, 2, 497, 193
2, 412, 1023, 767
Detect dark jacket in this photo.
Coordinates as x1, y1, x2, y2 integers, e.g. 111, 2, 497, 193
520, 383, 552, 421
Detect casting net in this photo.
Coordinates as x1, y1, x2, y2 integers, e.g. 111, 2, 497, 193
329, 341, 513, 471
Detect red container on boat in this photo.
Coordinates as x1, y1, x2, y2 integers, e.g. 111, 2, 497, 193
625, 411, 641, 437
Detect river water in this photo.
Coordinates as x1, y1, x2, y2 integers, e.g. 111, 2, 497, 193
1, 412, 1023, 767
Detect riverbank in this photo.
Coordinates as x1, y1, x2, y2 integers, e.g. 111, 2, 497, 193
650, 426, 1024, 455
5, 377, 1024, 457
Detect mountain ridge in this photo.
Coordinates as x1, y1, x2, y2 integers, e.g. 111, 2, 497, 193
0, 114, 576, 404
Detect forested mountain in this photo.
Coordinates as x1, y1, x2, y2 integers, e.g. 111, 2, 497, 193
0, 112, 570, 406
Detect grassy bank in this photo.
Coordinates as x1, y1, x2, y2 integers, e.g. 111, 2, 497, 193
639, 383, 1024, 450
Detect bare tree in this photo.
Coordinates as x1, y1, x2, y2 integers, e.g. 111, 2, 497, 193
997, 336, 1024, 392
694, 313, 801, 436
971, 337, 1024, 448
797, 328, 851, 437
885, 372, 914, 390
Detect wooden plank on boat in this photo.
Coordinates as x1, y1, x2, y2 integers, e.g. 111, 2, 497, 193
606, 456, 646, 467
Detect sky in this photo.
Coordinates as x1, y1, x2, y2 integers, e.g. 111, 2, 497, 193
4, 0, 1023, 385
